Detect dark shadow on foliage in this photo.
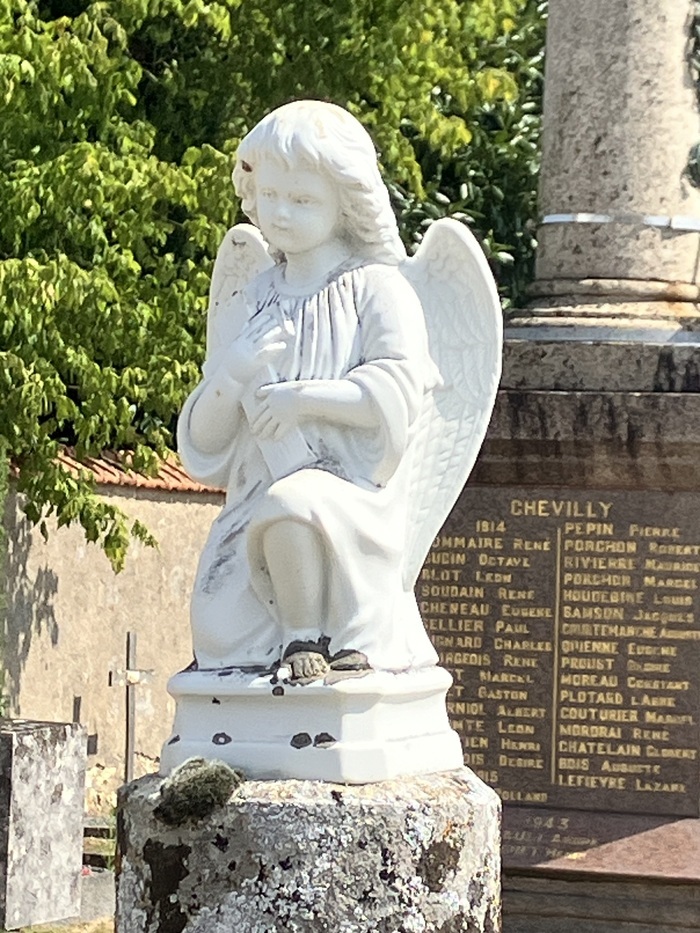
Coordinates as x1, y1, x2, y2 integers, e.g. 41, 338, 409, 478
36, 0, 90, 19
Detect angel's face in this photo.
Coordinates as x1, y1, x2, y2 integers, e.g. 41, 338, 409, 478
255, 158, 342, 257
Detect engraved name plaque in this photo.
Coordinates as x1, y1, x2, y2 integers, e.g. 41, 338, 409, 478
420, 486, 700, 823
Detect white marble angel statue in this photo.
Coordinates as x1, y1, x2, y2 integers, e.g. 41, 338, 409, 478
177, 99, 502, 691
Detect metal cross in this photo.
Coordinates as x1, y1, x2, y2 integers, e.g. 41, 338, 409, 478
109, 631, 154, 783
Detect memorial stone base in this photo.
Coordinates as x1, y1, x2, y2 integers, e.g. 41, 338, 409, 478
420, 322, 700, 931
504, 873, 700, 933
0, 719, 87, 930
116, 767, 501, 933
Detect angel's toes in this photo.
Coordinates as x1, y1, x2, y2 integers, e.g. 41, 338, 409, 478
289, 651, 329, 683
329, 649, 370, 671
308, 654, 330, 677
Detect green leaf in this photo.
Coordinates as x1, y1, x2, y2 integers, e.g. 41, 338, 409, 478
1, 0, 545, 567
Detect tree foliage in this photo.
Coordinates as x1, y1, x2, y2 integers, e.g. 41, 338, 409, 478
0, 0, 545, 568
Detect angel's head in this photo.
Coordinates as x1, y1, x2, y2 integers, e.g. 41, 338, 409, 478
232, 100, 406, 265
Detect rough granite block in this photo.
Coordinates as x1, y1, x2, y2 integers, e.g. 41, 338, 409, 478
0, 719, 87, 930
116, 765, 501, 933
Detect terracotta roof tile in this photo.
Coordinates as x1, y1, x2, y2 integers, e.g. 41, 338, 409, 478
56, 449, 223, 495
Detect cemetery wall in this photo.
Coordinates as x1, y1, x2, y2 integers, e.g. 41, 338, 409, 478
2, 465, 223, 814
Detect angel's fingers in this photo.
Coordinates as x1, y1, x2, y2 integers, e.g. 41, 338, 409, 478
257, 416, 281, 440
249, 314, 275, 331
242, 317, 275, 343
259, 318, 284, 335
254, 419, 275, 440
257, 328, 286, 348
249, 405, 270, 433
258, 339, 286, 356
239, 320, 263, 342
245, 312, 274, 331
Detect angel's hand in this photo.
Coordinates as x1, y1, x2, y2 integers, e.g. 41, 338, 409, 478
249, 382, 306, 440
223, 314, 287, 382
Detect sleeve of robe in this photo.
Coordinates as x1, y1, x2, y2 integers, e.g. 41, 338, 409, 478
176, 359, 244, 489
345, 264, 436, 487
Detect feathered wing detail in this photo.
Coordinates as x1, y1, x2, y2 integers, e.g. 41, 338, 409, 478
205, 223, 274, 363
401, 218, 503, 589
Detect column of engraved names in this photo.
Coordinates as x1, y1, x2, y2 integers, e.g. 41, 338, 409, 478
553, 503, 700, 810
633, 519, 700, 806
418, 532, 492, 779
484, 510, 555, 804
420, 506, 555, 803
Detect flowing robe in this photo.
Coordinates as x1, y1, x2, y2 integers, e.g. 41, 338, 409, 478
178, 261, 439, 671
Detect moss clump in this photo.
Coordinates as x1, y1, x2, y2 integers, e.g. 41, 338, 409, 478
154, 758, 244, 826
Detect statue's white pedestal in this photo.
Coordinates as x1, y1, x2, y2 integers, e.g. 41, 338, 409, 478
160, 667, 463, 783
116, 768, 501, 933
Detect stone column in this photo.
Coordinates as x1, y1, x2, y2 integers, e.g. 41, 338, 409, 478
530, 0, 700, 318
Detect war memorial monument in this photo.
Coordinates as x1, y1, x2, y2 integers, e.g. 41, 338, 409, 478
423, 0, 700, 930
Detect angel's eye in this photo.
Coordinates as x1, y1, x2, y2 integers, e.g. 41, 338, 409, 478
294, 196, 314, 206
259, 188, 276, 199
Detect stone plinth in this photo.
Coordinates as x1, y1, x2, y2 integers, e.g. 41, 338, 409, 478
116, 767, 501, 933
0, 719, 87, 930
160, 667, 463, 783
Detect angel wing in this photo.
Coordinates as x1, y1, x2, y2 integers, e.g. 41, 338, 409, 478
401, 218, 503, 589
205, 223, 274, 364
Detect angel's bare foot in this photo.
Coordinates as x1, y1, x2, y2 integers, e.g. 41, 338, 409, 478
324, 648, 371, 684
329, 649, 370, 671
285, 650, 329, 684
282, 639, 330, 684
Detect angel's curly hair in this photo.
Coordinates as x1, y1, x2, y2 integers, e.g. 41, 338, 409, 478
232, 100, 406, 266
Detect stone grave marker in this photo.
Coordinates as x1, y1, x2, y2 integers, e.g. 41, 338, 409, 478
0, 719, 86, 929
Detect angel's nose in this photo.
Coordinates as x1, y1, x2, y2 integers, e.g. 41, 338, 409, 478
274, 200, 291, 222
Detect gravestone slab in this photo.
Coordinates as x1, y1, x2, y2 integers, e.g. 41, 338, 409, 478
0, 719, 87, 930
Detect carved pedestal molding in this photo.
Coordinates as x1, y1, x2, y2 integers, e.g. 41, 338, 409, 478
529, 0, 700, 320
160, 668, 463, 783
116, 768, 501, 933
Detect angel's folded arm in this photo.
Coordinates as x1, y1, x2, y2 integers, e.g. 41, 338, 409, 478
186, 366, 245, 455
353, 268, 430, 422
286, 378, 380, 429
